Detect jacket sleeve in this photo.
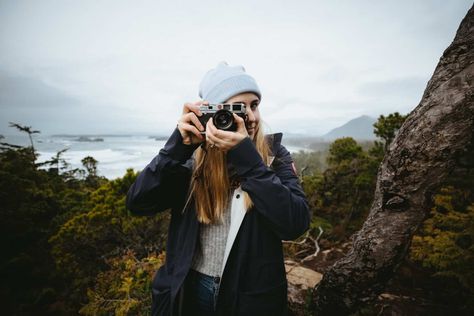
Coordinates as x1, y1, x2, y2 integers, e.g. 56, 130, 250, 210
125, 128, 199, 216
226, 137, 310, 240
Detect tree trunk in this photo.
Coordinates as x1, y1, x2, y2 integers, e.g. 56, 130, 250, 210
312, 5, 474, 315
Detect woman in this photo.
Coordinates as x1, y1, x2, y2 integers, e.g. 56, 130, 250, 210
126, 61, 310, 316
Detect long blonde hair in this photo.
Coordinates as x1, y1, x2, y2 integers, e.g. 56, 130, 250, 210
188, 122, 271, 224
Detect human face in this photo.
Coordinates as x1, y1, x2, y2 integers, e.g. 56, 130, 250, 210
225, 92, 260, 140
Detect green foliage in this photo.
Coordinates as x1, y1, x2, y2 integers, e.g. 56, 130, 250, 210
302, 137, 381, 242
367, 140, 385, 162
0, 143, 87, 314
0, 124, 169, 314
49, 168, 169, 307
410, 185, 474, 306
79, 250, 165, 316
302, 174, 324, 201
81, 155, 104, 187
37, 148, 71, 175
8, 122, 40, 159
300, 113, 408, 243
327, 137, 364, 166
373, 112, 407, 150
292, 150, 327, 176
82, 156, 98, 177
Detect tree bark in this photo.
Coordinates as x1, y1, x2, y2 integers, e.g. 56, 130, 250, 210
312, 5, 474, 315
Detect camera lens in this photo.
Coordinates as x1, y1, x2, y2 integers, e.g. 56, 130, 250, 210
213, 110, 233, 130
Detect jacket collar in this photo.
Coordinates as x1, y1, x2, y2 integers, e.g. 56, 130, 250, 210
265, 132, 283, 157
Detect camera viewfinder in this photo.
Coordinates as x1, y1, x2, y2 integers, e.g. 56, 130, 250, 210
232, 104, 242, 111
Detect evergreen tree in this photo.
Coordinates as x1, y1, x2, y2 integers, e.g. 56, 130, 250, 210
373, 112, 408, 151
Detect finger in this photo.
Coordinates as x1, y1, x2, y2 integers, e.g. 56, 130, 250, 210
206, 118, 217, 134
206, 120, 223, 142
177, 123, 191, 143
182, 102, 192, 114
180, 122, 204, 140
183, 102, 203, 116
205, 119, 215, 139
194, 100, 209, 106
205, 130, 213, 142
184, 112, 205, 132
207, 119, 223, 137
207, 119, 223, 139
233, 113, 246, 132
209, 119, 240, 142
206, 129, 220, 143
207, 130, 232, 148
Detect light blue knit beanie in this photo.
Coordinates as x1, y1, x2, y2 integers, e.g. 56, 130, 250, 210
198, 61, 261, 104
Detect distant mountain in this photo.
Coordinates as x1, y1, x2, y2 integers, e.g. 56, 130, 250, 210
322, 115, 377, 140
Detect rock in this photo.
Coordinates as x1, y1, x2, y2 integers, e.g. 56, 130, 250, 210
285, 260, 323, 309
75, 136, 104, 142
286, 261, 323, 290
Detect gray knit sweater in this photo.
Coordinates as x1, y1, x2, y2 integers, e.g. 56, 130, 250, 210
191, 198, 232, 277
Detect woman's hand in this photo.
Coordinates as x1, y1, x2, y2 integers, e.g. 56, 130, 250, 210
177, 101, 206, 145
206, 113, 249, 152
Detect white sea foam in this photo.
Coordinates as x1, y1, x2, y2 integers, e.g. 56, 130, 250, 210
4, 134, 307, 180
2, 134, 166, 180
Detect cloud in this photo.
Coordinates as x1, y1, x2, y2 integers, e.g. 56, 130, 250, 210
0, 72, 85, 135
0, 72, 80, 109
357, 77, 428, 100
354, 76, 428, 115
0, 71, 149, 135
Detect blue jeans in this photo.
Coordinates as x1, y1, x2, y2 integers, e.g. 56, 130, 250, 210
182, 269, 221, 315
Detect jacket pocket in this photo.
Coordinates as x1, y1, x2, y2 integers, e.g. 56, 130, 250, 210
238, 281, 287, 316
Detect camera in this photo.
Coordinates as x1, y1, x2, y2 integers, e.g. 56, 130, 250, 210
198, 103, 247, 132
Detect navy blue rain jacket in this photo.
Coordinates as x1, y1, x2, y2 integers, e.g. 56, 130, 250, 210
126, 128, 310, 316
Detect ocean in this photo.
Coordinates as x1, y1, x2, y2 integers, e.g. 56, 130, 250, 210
1, 133, 308, 180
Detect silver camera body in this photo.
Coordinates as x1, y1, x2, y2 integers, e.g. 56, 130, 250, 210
198, 103, 247, 132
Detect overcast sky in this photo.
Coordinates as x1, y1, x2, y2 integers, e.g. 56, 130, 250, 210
0, 0, 472, 136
